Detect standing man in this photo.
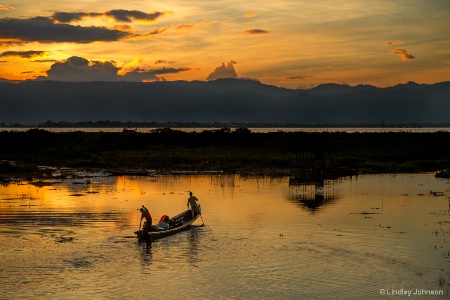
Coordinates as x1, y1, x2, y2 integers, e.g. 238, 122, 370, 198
187, 191, 199, 218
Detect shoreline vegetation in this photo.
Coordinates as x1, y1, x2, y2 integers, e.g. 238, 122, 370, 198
1, 127, 450, 180
2, 120, 450, 128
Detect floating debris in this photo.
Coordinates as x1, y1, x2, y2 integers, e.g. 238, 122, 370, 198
429, 190, 445, 197
55, 236, 74, 243
377, 224, 392, 229
350, 211, 380, 215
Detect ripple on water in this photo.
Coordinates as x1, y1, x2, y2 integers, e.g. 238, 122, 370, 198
1, 174, 449, 299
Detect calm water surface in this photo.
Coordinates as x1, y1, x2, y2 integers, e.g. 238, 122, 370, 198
1, 173, 449, 299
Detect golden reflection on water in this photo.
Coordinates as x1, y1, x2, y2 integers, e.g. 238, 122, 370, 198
0, 174, 448, 232
1, 173, 450, 299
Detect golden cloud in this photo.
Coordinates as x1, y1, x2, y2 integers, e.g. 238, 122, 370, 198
243, 29, 269, 35
0, 4, 14, 10
390, 49, 415, 61
174, 24, 195, 31
244, 13, 257, 18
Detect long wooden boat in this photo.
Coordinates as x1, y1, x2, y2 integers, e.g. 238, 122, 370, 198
135, 206, 201, 242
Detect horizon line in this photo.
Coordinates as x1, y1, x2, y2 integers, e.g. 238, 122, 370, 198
1, 77, 449, 90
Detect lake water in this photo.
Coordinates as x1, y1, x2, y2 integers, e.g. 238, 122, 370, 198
1, 173, 449, 299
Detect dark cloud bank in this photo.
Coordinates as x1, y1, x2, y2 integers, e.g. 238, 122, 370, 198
33, 56, 190, 82
1, 79, 450, 125
0, 17, 129, 43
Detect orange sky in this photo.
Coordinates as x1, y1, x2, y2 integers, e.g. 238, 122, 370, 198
1, 1, 450, 89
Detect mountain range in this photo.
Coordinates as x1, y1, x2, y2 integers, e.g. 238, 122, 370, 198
1, 79, 450, 125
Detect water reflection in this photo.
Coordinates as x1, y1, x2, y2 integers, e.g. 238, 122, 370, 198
185, 226, 202, 266
289, 178, 340, 212
137, 224, 206, 272
139, 242, 153, 267
1, 174, 450, 299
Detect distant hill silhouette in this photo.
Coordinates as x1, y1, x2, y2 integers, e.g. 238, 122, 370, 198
1, 78, 450, 125
307, 83, 379, 96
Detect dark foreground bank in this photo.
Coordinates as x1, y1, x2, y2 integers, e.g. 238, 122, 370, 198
1, 128, 450, 179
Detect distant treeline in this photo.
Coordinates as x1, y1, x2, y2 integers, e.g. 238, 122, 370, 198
2, 120, 450, 128
1, 128, 450, 177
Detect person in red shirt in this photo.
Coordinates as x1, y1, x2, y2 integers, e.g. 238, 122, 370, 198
139, 205, 152, 231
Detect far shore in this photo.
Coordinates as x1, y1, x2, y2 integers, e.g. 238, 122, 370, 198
1, 128, 450, 180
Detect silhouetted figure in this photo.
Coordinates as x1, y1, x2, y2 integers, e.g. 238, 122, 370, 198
187, 192, 199, 218
140, 205, 152, 231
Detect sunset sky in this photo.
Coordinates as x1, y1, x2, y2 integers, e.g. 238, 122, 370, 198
1, 0, 449, 89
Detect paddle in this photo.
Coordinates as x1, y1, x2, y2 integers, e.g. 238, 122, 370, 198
188, 203, 204, 226
197, 204, 204, 226
138, 217, 143, 236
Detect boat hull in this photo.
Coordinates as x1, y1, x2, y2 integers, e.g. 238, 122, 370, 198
135, 209, 200, 242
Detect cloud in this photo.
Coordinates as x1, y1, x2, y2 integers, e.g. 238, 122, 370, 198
122, 66, 190, 82
384, 40, 404, 46
51, 12, 101, 23
206, 61, 238, 81
0, 50, 49, 58
39, 56, 120, 81
51, 10, 165, 23
285, 76, 311, 80
105, 10, 164, 23
154, 60, 176, 65
243, 29, 269, 35
0, 17, 129, 44
174, 24, 195, 31
33, 59, 58, 63
173, 21, 212, 31
151, 67, 191, 75
127, 27, 167, 40
390, 49, 415, 61
0, 4, 14, 10
111, 24, 133, 32
37, 56, 190, 82
119, 70, 165, 82
244, 13, 257, 18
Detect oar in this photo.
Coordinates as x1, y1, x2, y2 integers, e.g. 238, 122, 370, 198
197, 205, 204, 226
138, 218, 143, 236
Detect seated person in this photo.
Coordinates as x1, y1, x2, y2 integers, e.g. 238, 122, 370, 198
158, 215, 170, 228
